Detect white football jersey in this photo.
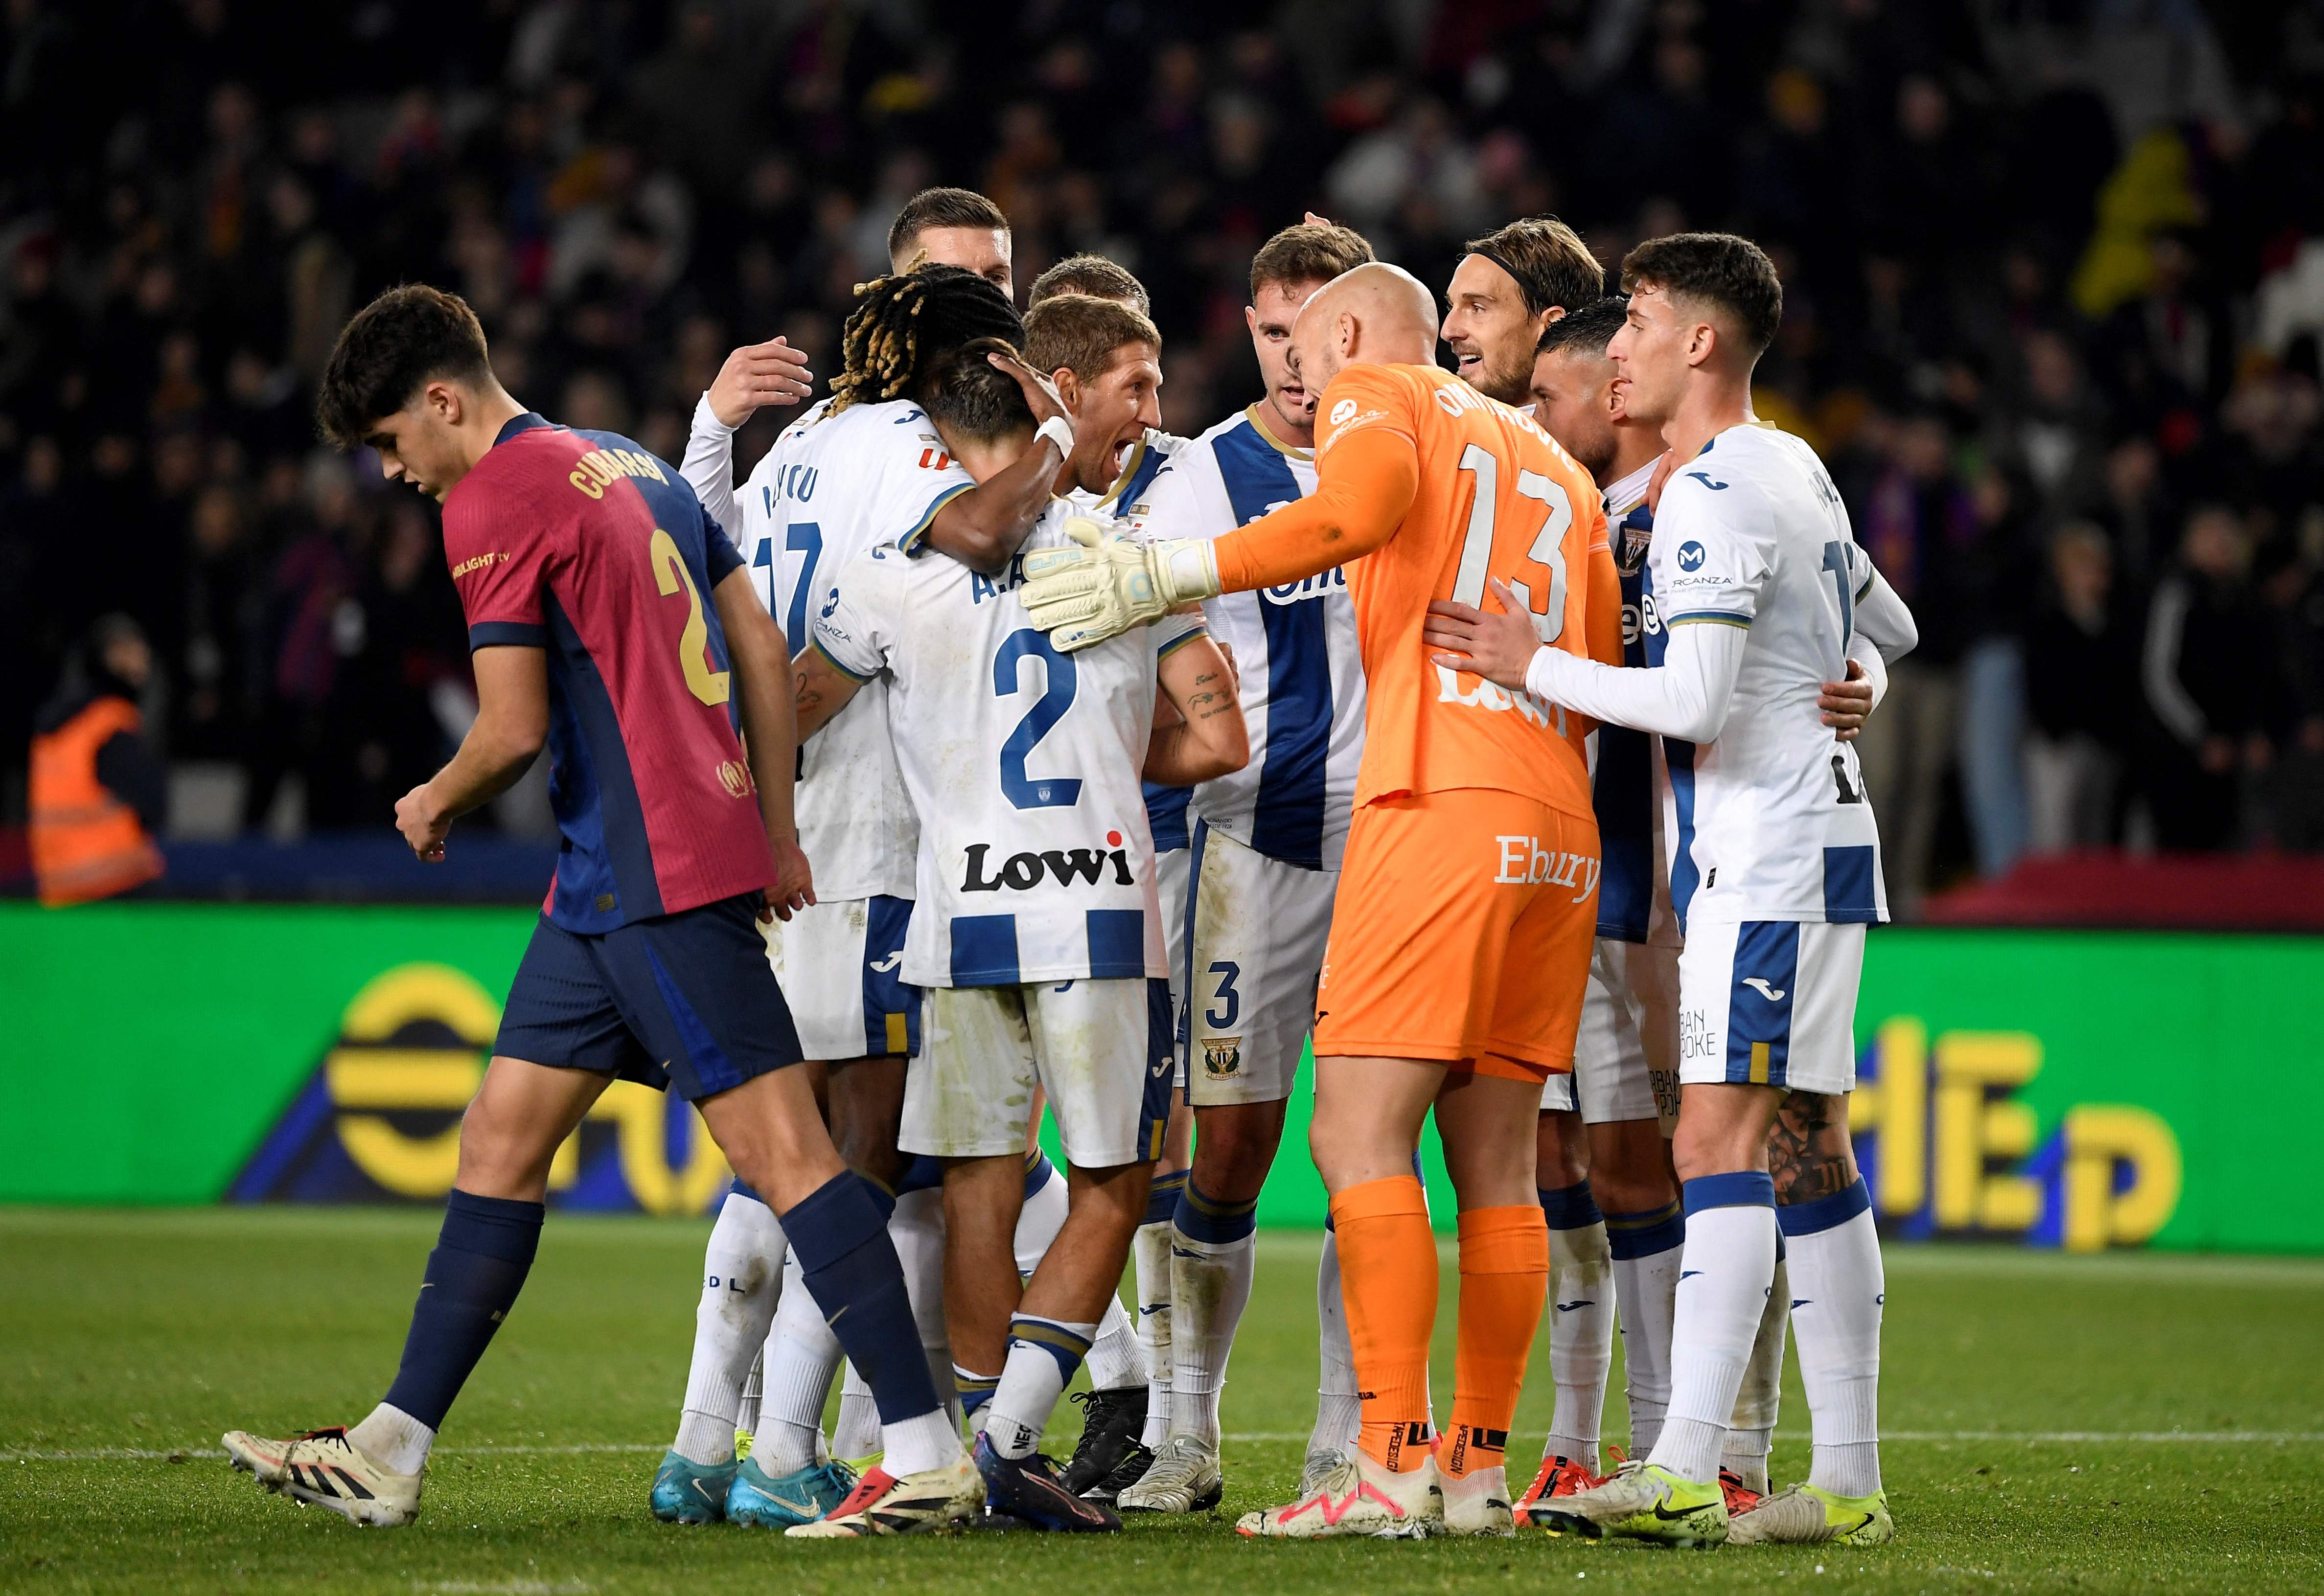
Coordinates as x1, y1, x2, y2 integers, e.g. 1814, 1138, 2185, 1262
813, 503, 1207, 988
1645, 423, 1887, 928
708, 397, 975, 901
1134, 405, 1366, 871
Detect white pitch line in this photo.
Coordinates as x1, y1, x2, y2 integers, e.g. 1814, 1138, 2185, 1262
11, 1430, 2324, 1463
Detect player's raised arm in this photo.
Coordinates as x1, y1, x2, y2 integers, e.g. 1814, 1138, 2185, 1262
1143, 620, 1248, 786
683, 337, 816, 536
911, 348, 1074, 573
712, 565, 814, 919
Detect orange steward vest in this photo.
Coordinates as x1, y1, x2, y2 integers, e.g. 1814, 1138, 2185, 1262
29, 696, 165, 907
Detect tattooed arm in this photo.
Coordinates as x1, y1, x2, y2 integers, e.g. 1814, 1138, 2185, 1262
1767, 1091, 1860, 1206
1146, 629, 1249, 786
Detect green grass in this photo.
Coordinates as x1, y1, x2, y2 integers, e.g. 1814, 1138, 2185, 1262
2, 1208, 2320, 1594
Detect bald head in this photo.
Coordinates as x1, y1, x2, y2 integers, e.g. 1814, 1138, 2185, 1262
1287, 262, 1440, 409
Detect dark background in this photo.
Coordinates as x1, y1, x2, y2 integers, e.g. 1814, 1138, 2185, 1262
6, 0, 2324, 911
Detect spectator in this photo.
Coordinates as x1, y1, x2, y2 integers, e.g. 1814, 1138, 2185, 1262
2139, 506, 2285, 849
2025, 523, 2138, 852
29, 615, 166, 906
1850, 413, 1973, 914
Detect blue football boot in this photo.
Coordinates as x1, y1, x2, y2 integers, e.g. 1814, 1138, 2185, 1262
650, 1450, 737, 1524
973, 1433, 1120, 1531
727, 1454, 858, 1528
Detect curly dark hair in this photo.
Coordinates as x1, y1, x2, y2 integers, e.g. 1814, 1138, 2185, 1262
315, 284, 493, 449
920, 336, 1037, 445
1620, 232, 1784, 357
825, 263, 1025, 418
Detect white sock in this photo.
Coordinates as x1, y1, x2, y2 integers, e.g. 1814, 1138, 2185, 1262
987, 1316, 1095, 1459
1723, 1252, 1788, 1492
1648, 1181, 1777, 1485
1784, 1184, 1884, 1498
1085, 1295, 1145, 1391
736, 1348, 763, 1442
1013, 1160, 1069, 1277
890, 1187, 959, 1431
1542, 1197, 1613, 1471
348, 1402, 434, 1475
1133, 1217, 1175, 1446
1607, 1201, 1683, 1459
834, 1364, 880, 1460
1168, 1223, 1256, 1448
881, 1406, 964, 1478
671, 1191, 786, 1465
754, 1251, 841, 1473
1312, 1226, 1361, 1454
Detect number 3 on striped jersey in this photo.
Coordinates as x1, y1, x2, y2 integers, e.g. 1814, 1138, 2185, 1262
1452, 442, 1571, 644
649, 528, 731, 707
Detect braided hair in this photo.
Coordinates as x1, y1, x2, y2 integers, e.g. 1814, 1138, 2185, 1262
825, 263, 1025, 417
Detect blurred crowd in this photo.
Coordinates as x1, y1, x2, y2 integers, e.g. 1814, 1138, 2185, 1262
6, 0, 2324, 907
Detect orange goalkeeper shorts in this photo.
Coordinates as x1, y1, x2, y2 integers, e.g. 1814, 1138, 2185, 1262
1313, 788, 1599, 1080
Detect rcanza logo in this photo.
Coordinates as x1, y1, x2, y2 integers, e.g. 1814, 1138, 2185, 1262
450, 550, 507, 580
1329, 398, 1358, 425
963, 830, 1137, 892
1494, 836, 1602, 903
1676, 540, 1707, 571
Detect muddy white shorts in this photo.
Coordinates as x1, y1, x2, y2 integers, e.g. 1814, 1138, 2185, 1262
761, 894, 919, 1061
1541, 936, 1679, 1130
902, 977, 1174, 1167
1183, 820, 1335, 1107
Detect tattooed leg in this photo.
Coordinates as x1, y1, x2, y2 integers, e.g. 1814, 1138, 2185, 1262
1767, 1091, 1858, 1208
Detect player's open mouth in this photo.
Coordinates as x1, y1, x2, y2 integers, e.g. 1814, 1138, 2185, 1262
1110, 438, 1136, 475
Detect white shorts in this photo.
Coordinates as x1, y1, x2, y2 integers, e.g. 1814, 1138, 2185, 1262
901, 977, 1174, 1168
1676, 919, 1865, 1096
1541, 937, 1680, 1130
1183, 821, 1335, 1107
1157, 843, 1190, 1085
761, 894, 919, 1061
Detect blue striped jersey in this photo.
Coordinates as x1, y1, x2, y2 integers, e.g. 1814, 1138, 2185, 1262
1648, 424, 1887, 929
684, 397, 975, 901
812, 503, 1208, 988
1130, 405, 1365, 871
1074, 426, 1198, 857
1590, 456, 1681, 947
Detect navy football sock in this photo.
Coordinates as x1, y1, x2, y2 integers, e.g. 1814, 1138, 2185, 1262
785, 1173, 943, 1424
381, 1189, 544, 1430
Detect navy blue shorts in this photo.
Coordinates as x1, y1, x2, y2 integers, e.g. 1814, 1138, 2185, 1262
496, 894, 805, 1101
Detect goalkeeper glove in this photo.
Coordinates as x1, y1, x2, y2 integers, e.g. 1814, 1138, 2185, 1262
1019, 518, 1221, 652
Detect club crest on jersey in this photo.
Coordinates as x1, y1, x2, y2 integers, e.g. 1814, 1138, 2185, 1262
1202, 1037, 1243, 1078
961, 837, 1136, 892
715, 760, 753, 798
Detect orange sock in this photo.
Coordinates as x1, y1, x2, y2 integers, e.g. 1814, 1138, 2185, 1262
1444, 1204, 1548, 1480
1330, 1175, 1437, 1473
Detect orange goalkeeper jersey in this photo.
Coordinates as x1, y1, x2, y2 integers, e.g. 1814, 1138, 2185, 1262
1293, 362, 1615, 814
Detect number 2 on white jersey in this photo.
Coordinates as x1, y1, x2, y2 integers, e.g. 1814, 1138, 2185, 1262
1453, 442, 1572, 645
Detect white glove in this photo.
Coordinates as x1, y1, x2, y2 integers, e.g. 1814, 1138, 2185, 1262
1020, 518, 1221, 652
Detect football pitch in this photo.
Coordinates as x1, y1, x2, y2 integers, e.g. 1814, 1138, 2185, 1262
2, 1209, 2319, 1594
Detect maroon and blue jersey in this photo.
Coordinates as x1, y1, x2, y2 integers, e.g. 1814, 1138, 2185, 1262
442, 412, 774, 932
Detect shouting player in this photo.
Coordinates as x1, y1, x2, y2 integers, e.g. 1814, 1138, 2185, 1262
793, 323, 1248, 1532
1019, 262, 1620, 1539
1427, 234, 1914, 1548
1105, 218, 1379, 1515
221, 285, 977, 1533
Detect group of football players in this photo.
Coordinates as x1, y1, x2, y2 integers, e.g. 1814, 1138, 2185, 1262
222, 180, 1917, 1551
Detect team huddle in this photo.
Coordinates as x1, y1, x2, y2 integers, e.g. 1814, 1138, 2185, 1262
218, 183, 1918, 1550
